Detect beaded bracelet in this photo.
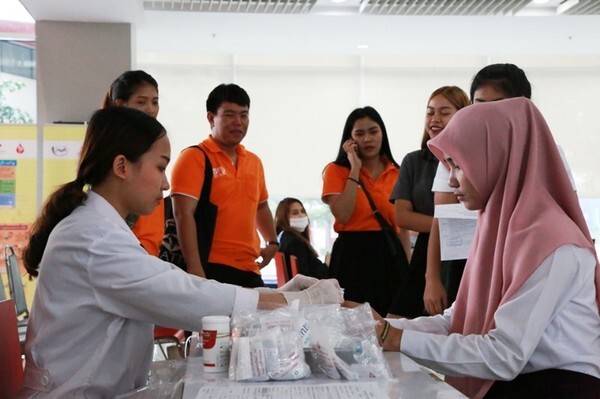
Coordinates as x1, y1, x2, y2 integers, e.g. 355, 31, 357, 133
380, 319, 391, 342
347, 177, 360, 185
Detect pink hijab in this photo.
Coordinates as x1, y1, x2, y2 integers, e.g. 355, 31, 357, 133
428, 97, 600, 398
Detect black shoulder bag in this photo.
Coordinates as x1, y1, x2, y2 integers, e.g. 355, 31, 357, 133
359, 179, 409, 266
159, 146, 218, 271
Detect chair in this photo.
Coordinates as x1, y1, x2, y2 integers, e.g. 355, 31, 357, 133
153, 327, 185, 361
5, 245, 29, 348
0, 298, 24, 399
5, 246, 29, 323
289, 255, 299, 278
273, 252, 289, 287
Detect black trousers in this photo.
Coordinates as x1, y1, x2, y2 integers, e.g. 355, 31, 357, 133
484, 369, 600, 399
204, 262, 264, 288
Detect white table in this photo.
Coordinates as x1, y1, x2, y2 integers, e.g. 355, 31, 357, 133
157, 352, 467, 399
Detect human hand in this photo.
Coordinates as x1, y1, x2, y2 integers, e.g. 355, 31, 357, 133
278, 274, 319, 292
423, 277, 448, 315
281, 279, 344, 306
343, 301, 401, 351
343, 139, 362, 170
258, 244, 278, 268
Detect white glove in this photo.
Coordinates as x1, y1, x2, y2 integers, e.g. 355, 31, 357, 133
281, 279, 344, 306
254, 275, 318, 294
278, 274, 319, 292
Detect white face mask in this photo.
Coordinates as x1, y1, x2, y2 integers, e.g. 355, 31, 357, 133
289, 216, 309, 232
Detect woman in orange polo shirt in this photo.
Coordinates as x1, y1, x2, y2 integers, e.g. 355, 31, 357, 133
322, 106, 409, 317
102, 70, 164, 256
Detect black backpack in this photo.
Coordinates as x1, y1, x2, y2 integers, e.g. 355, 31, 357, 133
159, 146, 217, 271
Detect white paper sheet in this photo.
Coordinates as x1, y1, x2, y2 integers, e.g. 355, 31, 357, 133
195, 381, 386, 399
434, 204, 478, 261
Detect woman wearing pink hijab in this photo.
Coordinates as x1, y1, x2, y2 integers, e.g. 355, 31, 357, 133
376, 98, 600, 398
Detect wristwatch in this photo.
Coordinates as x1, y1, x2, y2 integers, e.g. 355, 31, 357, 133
267, 240, 280, 247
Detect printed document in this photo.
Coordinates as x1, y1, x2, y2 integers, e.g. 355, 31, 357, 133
195, 381, 387, 398
434, 204, 478, 261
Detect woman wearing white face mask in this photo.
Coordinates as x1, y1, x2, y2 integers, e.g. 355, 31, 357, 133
274, 198, 328, 279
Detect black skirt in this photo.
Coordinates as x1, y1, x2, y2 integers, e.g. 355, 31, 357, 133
388, 232, 429, 318
328, 231, 406, 316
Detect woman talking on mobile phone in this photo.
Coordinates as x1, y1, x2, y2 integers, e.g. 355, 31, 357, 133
321, 106, 410, 317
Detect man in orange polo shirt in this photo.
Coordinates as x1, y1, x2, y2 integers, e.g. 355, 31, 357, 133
170, 84, 278, 287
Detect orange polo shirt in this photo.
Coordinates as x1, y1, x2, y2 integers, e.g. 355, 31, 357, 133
132, 199, 164, 257
321, 161, 399, 232
170, 136, 268, 274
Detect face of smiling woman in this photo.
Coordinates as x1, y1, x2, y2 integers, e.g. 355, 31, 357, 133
425, 94, 460, 140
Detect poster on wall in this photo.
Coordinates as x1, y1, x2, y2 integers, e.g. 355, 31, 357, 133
0, 160, 16, 208
0, 224, 29, 258
0, 125, 37, 258
42, 124, 85, 201
0, 124, 37, 220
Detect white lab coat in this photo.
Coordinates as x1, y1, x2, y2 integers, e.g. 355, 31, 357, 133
389, 245, 600, 381
20, 191, 258, 398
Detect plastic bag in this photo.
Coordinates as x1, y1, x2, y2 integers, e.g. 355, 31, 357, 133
230, 305, 311, 381
303, 302, 393, 380
229, 302, 392, 382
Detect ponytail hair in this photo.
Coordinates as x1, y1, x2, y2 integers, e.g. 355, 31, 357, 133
23, 107, 166, 277
23, 181, 87, 277
101, 70, 158, 108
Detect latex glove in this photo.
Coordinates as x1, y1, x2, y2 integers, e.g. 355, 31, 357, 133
278, 274, 319, 292
281, 279, 344, 306
254, 275, 318, 294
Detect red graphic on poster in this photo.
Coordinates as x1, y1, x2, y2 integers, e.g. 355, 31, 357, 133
16, 144, 24, 154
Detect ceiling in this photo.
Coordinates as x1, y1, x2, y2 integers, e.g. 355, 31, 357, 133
142, 0, 600, 16
14, 0, 600, 56
17, 0, 600, 23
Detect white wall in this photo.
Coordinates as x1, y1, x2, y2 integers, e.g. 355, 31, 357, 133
138, 52, 600, 201
36, 21, 132, 124
134, 13, 600, 201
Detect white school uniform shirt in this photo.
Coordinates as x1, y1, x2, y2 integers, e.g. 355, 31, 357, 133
388, 245, 600, 381
20, 191, 258, 399
431, 145, 577, 192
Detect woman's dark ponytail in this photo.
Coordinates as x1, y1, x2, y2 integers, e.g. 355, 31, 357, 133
23, 180, 87, 277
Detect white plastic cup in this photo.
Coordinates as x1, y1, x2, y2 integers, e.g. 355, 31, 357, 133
201, 315, 231, 373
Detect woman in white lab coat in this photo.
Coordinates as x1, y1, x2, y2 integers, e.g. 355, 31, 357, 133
375, 98, 600, 399
18, 107, 343, 398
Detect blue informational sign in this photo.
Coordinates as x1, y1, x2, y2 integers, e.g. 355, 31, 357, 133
0, 159, 17, 208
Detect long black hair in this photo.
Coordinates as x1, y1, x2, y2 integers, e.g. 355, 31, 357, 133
333, 106, 399, 168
